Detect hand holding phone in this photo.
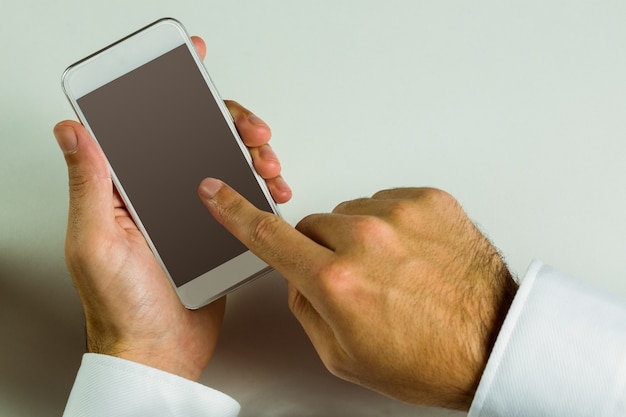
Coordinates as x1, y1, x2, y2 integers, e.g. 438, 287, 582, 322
56, 30, 290, 379
62, 19, 286, 309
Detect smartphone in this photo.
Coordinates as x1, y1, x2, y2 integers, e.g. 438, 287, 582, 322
61, 18, 279, 309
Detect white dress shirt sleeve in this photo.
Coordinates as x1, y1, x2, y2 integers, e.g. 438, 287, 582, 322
62, 353, 240, 417
468, 261, 626, 417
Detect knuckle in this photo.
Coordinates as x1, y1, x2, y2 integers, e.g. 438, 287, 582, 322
352, 215, 376, 236
67, 164, 111, 202
67, 173, 92, 200
382, 199, 414, 221
352, 215, 391, 241
331, 200, 350, 213
420, 187, 456, 207
64, 229, 112, 278
317, 259, 359, 300
213, 193, 245, 224
248, 211, 282, 246
332, 198, 368, 214
287, 285, 307, 316
294, 213, 318, 232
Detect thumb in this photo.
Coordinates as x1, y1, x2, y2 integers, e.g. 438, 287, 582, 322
54, 121, 114, 235
198, 178, 331, 298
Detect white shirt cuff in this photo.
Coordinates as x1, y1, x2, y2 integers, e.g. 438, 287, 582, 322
63, 353, 240, 417
468, 261, 626, 416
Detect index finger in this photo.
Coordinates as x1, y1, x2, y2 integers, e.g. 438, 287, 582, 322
198, 178, 332, 299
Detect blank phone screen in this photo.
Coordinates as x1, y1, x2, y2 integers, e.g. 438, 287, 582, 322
77, 44, 273, 287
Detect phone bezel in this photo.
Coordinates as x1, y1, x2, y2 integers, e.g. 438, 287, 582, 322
62, 18, 279, 309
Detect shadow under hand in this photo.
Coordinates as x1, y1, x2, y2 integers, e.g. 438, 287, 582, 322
0, 254, 84, 416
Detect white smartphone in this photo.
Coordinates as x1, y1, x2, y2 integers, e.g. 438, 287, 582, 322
61, 18, 279, 309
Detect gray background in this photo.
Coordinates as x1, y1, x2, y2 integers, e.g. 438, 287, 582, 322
1, 1, 625, 416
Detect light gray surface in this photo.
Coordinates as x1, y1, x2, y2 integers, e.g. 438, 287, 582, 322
1, 1, 625, 415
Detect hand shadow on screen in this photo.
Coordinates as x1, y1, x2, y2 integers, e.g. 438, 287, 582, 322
0, 254, 84, 416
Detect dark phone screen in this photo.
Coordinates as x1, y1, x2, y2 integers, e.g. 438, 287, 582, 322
77, 44, 273, 287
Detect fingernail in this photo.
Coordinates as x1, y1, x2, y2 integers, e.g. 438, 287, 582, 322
54, 125, 78, 154
199, 178, 224, 199
248, 113, 266, 126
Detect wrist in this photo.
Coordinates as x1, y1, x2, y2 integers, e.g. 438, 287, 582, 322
462, 261, 519, 409
115, 347, 204, 381
87, 338, 205, 382
85, 326, 206, 381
